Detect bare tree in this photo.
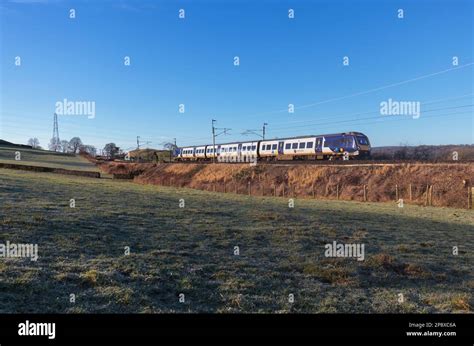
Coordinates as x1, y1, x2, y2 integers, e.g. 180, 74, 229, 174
68, 137, 83, 154
48, 138, 61, 152
27, 138, 40, 149
162, 142, 177, 151
60, 140, 70, 153
103, 143, 120, 159
81, 145, 97, 156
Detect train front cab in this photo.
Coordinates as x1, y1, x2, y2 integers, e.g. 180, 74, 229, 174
322, 134, 356, 159
354, 133, 371, 159
321, 133, 370, 160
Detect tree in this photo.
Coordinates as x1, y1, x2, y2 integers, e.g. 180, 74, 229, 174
162, 141, 178, 162
27, 138, 40, 149
103, 143, 119, 159
68, 137, 83, 154
393, 146, 408, 160
48, 138, 61, 152
81, 145, 97, 157
60, 140, 70, 153
162, 142, 178, 151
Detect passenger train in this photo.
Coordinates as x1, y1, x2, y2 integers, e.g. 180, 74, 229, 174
175, 132, 371, 162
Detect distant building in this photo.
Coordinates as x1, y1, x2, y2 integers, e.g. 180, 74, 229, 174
125, 148, 171, 162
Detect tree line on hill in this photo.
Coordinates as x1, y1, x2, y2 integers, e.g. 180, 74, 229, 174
27, 137, 123, 159
371, 144, 474, 161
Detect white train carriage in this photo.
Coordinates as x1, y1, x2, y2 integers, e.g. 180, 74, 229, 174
259, 139, 280, 160
194, 146, 206, 160
181, 147, 196, 160
282, 136, 317, 158
206, 145, 217, 160
218, 142, 239, 162
239, 141, 258, 162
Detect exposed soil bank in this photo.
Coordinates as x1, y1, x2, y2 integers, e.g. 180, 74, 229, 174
98, 162, 474, 208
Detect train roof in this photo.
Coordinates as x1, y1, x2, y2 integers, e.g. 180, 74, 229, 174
178, 132, 368, 149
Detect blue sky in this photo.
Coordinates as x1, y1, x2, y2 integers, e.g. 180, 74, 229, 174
1, 0, 473, 151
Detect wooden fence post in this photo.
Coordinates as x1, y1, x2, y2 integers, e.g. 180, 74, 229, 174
248, 181, 251, 195
469, 187, 473, 209
429, 185, 433, 206
282, 185, 285, 197
312, 182, 315, 198
471, 186, 474, 208
471, 187, 474, 209
425, 184, 429, 206
223, 178, 226, 193
409, 184, 412, 201
363, 185, 367, 202
336, 184, 339, 200
395, 184, 399, 201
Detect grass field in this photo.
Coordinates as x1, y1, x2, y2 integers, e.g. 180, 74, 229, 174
0, 168, 473, 313
0, 145, 99, 172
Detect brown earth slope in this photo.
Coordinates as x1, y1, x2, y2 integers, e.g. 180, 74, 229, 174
98, 162, 474, 209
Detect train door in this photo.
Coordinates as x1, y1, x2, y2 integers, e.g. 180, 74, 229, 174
238, 143, 242, 162
278, 141, 284, 155
316, 138, 322, 153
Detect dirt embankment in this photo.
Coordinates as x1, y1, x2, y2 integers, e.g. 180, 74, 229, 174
98, 162, 474, 208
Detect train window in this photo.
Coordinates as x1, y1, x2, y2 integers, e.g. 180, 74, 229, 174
243, 146, 246, 151
272, 144, 277, 150
266, 145, 270, 150
307, 142, 313, 148
292, 143, 298, 149
324, 137, 339, 147
299, 143, 305, 149
357, 136, 369, 145
252, 145, 256, 150
285, 143, 291, 149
